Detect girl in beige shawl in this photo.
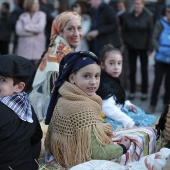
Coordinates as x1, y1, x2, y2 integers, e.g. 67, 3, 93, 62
45, 51, 130, 168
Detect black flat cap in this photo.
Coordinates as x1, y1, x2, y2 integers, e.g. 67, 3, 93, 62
0, 54, 36, 92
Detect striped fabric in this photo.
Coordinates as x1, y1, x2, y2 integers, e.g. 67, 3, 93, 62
0, 92, 33, 123
111, 127, 157, 165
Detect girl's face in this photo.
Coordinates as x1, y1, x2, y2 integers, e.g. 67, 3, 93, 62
101, 51, 122, 78
0, 76, 23, 98
73, 4, 82, 15
60, 18, 82, 48
69, 64, 101, 96
31, 0, 40, 13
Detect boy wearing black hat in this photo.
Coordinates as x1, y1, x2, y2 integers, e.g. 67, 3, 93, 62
0, 54, 42, 170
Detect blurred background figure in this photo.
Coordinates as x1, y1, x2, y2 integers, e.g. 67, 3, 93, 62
72, 0, 91, 51
59, 0, 69, 12
39, 0, 58, 47
116, 0, 127, 27
15, 0, 46, 66
116, 0, 129, 90
154, 0, 166, 23
122, 0, 153, 100
0, 2, 11, 54
148, 5, 170, 113
10, 0, 24, 54
86, 0, 122, 58
50, 0, 60, 18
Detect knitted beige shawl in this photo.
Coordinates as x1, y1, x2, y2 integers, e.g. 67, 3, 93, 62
45, 81, 114, 167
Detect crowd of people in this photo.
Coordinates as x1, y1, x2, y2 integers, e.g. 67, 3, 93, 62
0, 0, 170, 169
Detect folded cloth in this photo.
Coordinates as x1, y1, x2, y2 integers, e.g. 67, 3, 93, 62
111, 127, 157, 165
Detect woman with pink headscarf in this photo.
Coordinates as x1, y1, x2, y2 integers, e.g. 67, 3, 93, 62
29, 11, 82, 121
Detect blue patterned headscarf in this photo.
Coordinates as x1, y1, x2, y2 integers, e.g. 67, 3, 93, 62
45, 51, 101, 124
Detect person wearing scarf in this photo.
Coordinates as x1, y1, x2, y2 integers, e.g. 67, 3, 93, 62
0, 54, 42, 170
45, 51, 129, 168
29, 11, 82, 121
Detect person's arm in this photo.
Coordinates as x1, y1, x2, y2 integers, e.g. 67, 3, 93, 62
91, 130, 128, 160
146, 14, 154, 52
121, 14, 128, 45
81, 15, 91, 38
102, 97, 135, 128
24, 12, 46, 33
30, 107, 43, 145
15, 14, 35, 36
152, 20, 163, 50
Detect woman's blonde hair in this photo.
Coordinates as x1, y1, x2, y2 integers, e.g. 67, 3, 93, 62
23, 0, 35, 12
51, 11, 81, 35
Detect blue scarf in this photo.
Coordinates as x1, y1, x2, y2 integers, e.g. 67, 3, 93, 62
0, 92, 33, 123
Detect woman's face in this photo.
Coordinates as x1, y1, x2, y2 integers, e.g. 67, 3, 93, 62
31, 0, 39, 13
134, 0, 144, 14
60, 18, 82, 48
73, 4, 82, 15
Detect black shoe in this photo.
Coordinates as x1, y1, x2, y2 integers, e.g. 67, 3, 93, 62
128, 94, 135, 100
165, 140, 170, 149
141, 94, 147, 101
147, 105, 155, 113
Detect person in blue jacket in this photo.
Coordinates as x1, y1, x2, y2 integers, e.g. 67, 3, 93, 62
148, 5, 170, 113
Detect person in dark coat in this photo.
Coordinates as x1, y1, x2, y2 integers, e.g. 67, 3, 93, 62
86, 0, 122, 58
39, 0, 54, 48
147, 5, 170, 113
0, 54, 42, 170
9, 0, 24, 54
0, 2, 11, 54
122, 0, 153, 100
154, 0, 166, 23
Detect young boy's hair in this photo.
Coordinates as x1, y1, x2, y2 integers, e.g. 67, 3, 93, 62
0, 54, 35, 93
0, 73, 21, 85
101, 44, 122, 62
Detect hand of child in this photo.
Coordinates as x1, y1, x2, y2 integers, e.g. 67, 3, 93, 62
86, 30, 99, 40
129, 105, 138, 114
120, 136, 131, 150
132, 125, 138, 128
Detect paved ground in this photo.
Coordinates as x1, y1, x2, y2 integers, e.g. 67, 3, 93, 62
125, 52, 164, 118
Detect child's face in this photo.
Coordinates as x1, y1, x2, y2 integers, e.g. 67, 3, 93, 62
69, 64, 101, 96
101, 52, 122, 78
0, 76, 24, 98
